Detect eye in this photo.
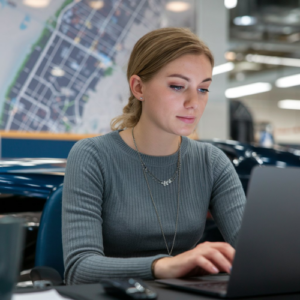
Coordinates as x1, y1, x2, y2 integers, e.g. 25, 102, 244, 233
170, 85, 184, 91
198, 88, 209, 94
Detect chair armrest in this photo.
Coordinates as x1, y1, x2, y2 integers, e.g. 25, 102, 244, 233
30, 266, 63, 286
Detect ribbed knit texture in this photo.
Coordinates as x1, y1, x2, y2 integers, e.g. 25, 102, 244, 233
62, 130, 246, 285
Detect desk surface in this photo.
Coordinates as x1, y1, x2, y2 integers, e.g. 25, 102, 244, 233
15, 282, 300, 300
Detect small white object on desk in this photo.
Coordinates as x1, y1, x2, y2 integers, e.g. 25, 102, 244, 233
12, 289, 73, 300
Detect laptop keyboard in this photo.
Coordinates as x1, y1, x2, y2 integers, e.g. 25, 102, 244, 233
187, 281, 228, 292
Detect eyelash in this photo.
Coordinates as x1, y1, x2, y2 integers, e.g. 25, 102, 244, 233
170, 85, 209, 94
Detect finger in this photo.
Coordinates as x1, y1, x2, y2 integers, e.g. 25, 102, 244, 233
209, 242, 235, 263
206, 249, 232, 273
181, 266, 210, 278
196, 256, 220, 274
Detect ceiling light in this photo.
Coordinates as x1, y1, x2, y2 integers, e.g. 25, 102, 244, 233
234, 16, 257, 26
166, 1, 190, 12
23, 0, 50, 8
275, 74, 300, 88
285, 13, 300, 25
224, 0, 237, 9
51, 67, 65, 77
278, 100, 300, 110
88, 1, 104, 10
246, 54, 300, 67
225, 82, 272, 98
212, 62, 234, 75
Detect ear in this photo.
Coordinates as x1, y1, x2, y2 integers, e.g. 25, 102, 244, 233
129, 75, 144, 101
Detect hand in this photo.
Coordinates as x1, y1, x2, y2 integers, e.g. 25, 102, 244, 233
154, 242, 235, 279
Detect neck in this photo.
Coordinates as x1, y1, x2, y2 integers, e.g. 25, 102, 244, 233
120, 123, 181, 156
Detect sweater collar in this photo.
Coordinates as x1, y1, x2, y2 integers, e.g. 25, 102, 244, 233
110, 130, 189, 167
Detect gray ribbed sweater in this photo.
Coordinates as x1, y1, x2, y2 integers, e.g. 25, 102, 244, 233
62, 130, 246, 285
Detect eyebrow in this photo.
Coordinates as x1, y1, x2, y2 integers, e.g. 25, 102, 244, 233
167, 74, 212, 83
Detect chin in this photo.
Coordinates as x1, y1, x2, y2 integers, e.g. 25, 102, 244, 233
173, 127, 196, 137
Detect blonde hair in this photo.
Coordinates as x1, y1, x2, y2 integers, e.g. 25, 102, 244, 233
110, 27, 214, 131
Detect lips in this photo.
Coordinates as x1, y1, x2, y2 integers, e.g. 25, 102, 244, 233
177, 116, 195, 124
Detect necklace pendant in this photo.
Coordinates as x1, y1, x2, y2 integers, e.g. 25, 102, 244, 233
161, 179, 173, 187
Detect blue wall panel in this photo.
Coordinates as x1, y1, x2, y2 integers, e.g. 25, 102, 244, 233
2, 138, 77, 158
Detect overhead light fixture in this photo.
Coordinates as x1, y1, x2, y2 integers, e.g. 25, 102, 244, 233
234, 16, 257, 26
224, 0, 237, 9
246, 54, 300, 67
212, 62, 234, 75
166, 1, 190, 12
278, 100, 300, 110
225, 82, 272, 98
23, 0, 50, 8
275, 74, 300, 88
88, 0, 104, 10
51, 67, 65, 77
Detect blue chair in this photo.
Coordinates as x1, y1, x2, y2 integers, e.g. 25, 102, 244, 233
31, 184, 64, 285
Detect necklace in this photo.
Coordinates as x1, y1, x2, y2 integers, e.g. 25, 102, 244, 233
132, 129, 181, 187
132, 127, 181, 256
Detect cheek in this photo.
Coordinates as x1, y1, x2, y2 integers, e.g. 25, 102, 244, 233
149, 88, 180, 111
201, 95, 209, 107
161, 91, 179, 107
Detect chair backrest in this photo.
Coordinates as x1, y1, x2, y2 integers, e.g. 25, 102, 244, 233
35, 184, 64, 278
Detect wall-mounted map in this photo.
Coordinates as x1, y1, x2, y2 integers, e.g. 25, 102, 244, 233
0, 0, 195, 133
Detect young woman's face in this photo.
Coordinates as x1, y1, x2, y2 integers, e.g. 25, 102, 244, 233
140, 54, 212, 137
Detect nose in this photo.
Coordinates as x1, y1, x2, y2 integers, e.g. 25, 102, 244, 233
184, 90, 198, 109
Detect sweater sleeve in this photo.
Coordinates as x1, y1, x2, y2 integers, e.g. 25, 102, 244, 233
208, 145, 246, 247
62, 139, 168, 285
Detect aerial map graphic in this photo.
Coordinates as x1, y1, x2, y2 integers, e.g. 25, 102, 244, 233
0, 0, 192, 133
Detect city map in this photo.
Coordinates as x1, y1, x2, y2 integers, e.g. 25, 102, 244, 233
0, 0, 193, 133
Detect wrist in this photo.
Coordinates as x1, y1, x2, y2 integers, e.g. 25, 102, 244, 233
152, 257, 172, 279
151, 259, 160, 279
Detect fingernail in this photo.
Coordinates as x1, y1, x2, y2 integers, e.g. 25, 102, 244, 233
229, 267, 232, 273
212, 267, 219, 273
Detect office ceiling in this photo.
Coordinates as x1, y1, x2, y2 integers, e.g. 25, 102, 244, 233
230, 0, 300, 46
228, 0, 300, 80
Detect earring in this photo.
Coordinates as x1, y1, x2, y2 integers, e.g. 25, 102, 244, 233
140, 97, 143, 100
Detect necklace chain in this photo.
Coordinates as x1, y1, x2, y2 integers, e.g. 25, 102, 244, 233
132, 129, 181, 187
132, 128, 181, 256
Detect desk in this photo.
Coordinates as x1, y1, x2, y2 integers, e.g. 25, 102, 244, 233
15, 282, 300, 300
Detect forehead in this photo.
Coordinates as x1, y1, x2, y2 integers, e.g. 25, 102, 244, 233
159, 54, 212, 78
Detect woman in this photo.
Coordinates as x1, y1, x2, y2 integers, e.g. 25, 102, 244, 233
62, 27, 246, 285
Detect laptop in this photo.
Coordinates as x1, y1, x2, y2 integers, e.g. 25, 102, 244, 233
156, 166, 300, 298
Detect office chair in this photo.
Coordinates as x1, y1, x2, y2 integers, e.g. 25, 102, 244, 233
30, 184, 64, 285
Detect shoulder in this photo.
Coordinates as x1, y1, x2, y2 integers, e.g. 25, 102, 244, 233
185, 139, 233, 181
69, 131, 117, 155
186, 138, 227, 164
67, 132, 120, 169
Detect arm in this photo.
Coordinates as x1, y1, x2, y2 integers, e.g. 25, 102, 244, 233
209, 146, 246, 246
62, 139, 167, 285
153, 145, 246, 279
